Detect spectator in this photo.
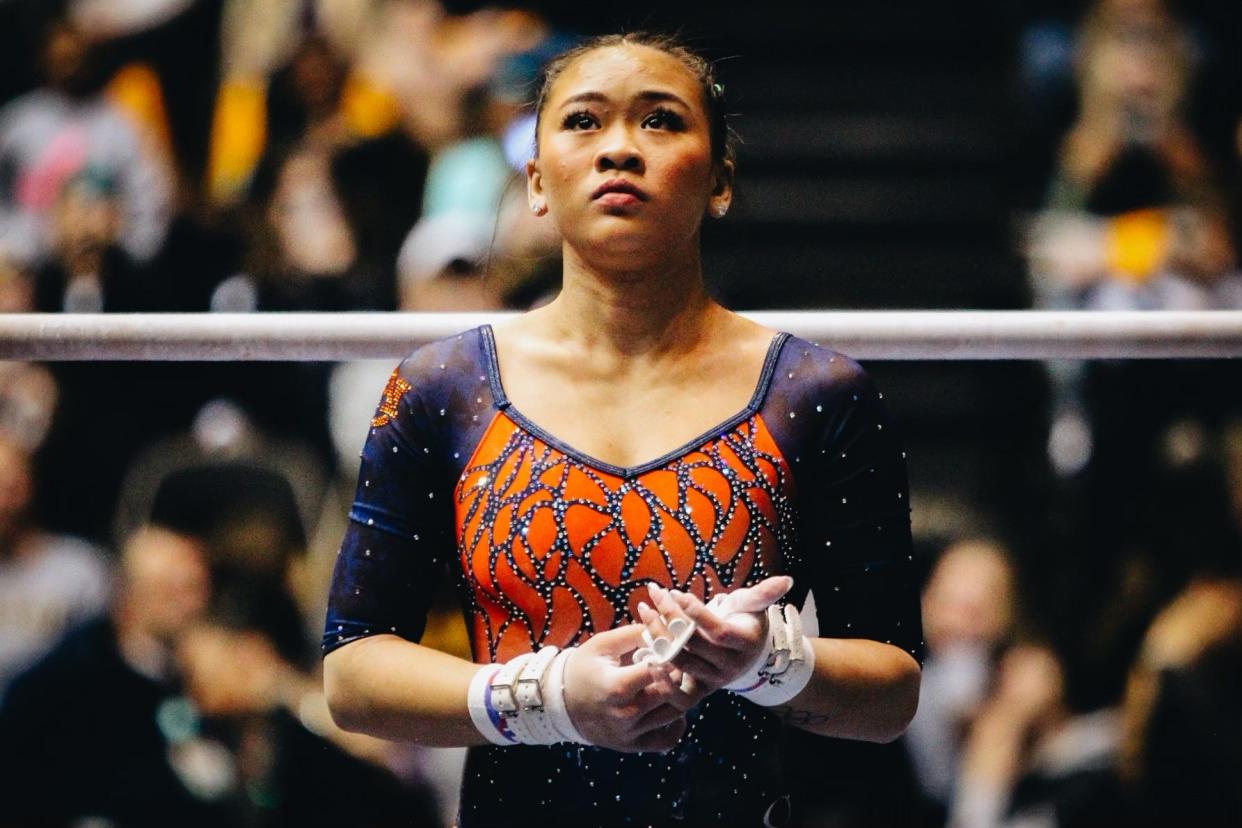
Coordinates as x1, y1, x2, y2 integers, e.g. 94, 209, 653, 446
174, 618, 442, 826
1025, 0, 1238, 314
1120, 577, 1242, 827
0, 11, 171, 269
0, 434, 111, 700
243, 142, 377, 311
949, 644, 1122, 828
0, 525, 223, 825
905, 540, 1016, 817
113, 397, 329, 667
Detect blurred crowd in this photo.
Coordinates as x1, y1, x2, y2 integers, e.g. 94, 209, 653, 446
0, 0, 1240, 826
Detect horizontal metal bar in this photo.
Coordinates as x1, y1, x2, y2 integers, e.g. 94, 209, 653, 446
0, 311, 1241, 361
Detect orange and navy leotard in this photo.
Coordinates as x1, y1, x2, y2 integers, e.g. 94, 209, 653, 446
324, 326, 923, 827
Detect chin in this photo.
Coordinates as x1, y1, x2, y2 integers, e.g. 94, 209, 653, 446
580, 224, 696, 266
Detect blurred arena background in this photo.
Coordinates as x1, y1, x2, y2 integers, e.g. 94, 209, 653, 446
0, 0, 1240, 825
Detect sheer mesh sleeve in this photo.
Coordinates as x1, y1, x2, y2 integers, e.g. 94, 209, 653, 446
763, 340, 924, 665
322, 357, 455, 655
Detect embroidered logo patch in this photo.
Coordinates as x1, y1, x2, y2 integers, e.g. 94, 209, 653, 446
371, 370, 412, 427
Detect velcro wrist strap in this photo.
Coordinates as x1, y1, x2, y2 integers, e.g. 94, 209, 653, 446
468, 662, 520, 746
544, 648, 589, 744
725, 603, 817, 706
511, 646, 561, 744
467, 648, 592, 746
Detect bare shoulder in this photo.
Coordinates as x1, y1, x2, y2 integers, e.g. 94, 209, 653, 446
714, 309, 782, 363
488, 306, 564, 365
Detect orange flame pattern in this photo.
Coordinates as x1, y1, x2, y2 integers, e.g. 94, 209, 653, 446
455, 412, 793, 662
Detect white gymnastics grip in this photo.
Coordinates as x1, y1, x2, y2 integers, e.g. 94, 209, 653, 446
632, 617, 697, 665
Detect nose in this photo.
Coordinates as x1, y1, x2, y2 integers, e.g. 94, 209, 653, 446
594, 125, 644, 173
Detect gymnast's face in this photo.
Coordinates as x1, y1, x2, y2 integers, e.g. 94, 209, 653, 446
528, 44, 732, 265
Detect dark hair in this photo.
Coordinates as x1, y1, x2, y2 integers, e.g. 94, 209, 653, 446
532, 32, 735, 171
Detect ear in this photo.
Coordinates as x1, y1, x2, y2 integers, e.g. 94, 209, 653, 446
526, 156, 543, 206
707, 159, 734, 219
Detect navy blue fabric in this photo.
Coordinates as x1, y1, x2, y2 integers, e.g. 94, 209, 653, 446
324, 330, 496, 653
759, 338, 925, 666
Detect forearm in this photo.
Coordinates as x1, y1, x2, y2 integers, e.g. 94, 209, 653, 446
323, 634, 488, 746
770, 638, 921, 742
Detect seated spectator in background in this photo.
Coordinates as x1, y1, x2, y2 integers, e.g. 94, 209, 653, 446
0, 434, 110, 701
126, 416, 439, 823
115, 397, 328, 665
1120, 577, 1242, 827
948, 577, 1153, 827
395, 209, 499, 311
241, 142, 382, 311
1026, 0, 1239, 313
0, 11, 170, 270
0, 525, 223, 825
905, 540, 1016, 819
174, 617, 440, 826
31, 165, 154, 312
1026, 0, 1242, 574
949, 644, 1119, 828
1112, 447, 1242, 826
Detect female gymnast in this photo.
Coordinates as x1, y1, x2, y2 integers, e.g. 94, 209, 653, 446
323, 32, 923, 827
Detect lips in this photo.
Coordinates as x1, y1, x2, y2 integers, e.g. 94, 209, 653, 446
591, 179, 648, 201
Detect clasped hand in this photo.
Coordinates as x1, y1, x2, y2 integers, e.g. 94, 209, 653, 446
560, 575, 793, 753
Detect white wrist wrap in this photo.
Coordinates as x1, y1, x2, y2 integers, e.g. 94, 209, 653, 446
722, 601, 816, 707
467, 646, 590, 746
544, 648, 587, 744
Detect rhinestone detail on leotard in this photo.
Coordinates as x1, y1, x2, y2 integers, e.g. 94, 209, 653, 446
454, 413, 795, 662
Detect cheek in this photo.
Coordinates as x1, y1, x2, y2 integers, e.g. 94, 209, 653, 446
659, 152, 715, 207
552, 157, 575, 187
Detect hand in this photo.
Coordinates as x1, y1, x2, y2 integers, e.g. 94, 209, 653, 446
638, 576, 793, 692
988, 645, 1063, 729
561, 623, 709, 753
177, 624, 295, 716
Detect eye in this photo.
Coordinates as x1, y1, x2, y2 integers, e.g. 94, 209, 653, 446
642, 108, 685, 130
561, 110, 598, 130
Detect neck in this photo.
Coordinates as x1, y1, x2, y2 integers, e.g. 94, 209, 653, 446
542, 237, 718, 356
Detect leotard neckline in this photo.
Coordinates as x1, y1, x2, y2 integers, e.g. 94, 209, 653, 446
479, 324, 790, 479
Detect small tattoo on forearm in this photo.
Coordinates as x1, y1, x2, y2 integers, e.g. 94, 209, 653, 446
777, 707, 832, 726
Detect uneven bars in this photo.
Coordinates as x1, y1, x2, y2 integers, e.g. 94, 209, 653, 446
1, 311, 1241, 361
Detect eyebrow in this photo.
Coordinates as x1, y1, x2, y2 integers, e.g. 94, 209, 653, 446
559, 90, 692, 109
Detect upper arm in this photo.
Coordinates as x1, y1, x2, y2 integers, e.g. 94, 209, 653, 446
322, 361, 455, 656
767, 347, 925, 665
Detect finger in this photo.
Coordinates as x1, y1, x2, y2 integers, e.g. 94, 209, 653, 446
645, 669, 699, 713
586, 623, 649, 658
668, 647, 733, 686
673, 593, 748, 649
632, 701, 688, 735
636, 601, 669, 640
619, 664, 690, 718
678, 672, 708, 702
646, 583, 693, 629
631, 718, 686, 753
644, 660, 678, 695
608, 660, 665, 699
718, 576, 794, 614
